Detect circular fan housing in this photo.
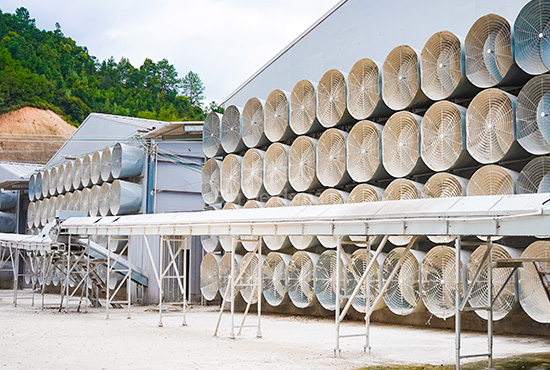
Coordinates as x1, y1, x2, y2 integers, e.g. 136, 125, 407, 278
241, 148, 265, 200
27, 202, 35, 229
219, 203, 242, 252
289, 79, 319, 135
218, 253, 242, 301
100, 146, 114, 183
91, 150, 103, 185
382, 45, 428, 110
466, 165, 517, 196
465, 14, 514, 88
517, 75, 550, 154
221, 105, 245, 154
220, 154, 243, 203
241, 200, 264, 251
382, 111, 424, 178
239, 252, 262, 304
203, 112, 224, 158
539, 174, 550, 192
288, 136, 319, 192
80, 188, 90, 216
288, 193, 319, 250
56, 164, 66, 195
314, 250, 346, 311
64, 160, 74, 193
34, 171, 43, 201
468, 244, 519, 320
287, 251, 319, 308
81, 154, 93, 188
347, 184, 383, 245
514, 0, 550, 75
316, 128, 350, 187
347, 120, 384, 182
28, 173, 36, 202
423, 172, 467, 199
89, 185, 101, 217
34, 200, 42, 228
347, 58, 387, 120
47, 167, 57, 197
518, 241, 550, 323
263, 252, 290, 306
383, 179, 423, 246
72, 157, 83, 191
517, 156, 550, 193
47, 197, 56, 223
263, 197, 290, 250
466, 88, 517, 164
346, 249, 385, 313
99, 183, 111, 216
264, 142, 290, 196
242, 97, 268, 148
420, 31, 463, 100
201, 234, 220, 253
421, 101, 467, 172
317, 69, 350, 128
70, 190, 81, 212
265, 89, 293, 142
202, 158, 222, 204
317, 189, 349, 248
40, 197, 48, 226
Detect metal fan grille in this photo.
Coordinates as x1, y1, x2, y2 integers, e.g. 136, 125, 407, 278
81, 154, 93, 188
287, 251, 318, 308
64, 161, 74, 193
346, 249, 384, 313
382, 247, 422, 315
347, 58, 382, 120
314, 250, 345, 311
265, 89, 291, 142
241, 149, 265, 199
514, 0, 550, 75
242, 97, 267, 148
317, 189, 348, 248
466, 165, 516, 196
348, 183, 381, 203
80, 188, 90, 216
289, 193, 318, 249
518, 241, 550, 323
517, 156, 550, 193
72, 157, 82, 191
221, 105, 244, 154
201, 234, 220, 253
26, 202, 35, 228
262, 252, 289, 306
289, 136, 318, 192
203, 112, 223, 158
57, 163, 67, 194
200, 253, 220, 300
220, 154, 242, 203
290, 79, 317, 135
47, 197, 55, 223
317, 69, 347, 128
239, 252, 261, 304
468, 244, 518, 320
384, 179, 423, 246
99, 183, 111, 216
218, 253, 242, 301
382, 45, 423, 110
317, 129, 348, 187
347, 120, 383, 182
382, 111, 423, 178
47, 167, 56, 197
421, 31, 463, 100
264, 143, 290, 196
89, 185, 100, 217
517, 74, 550, 154
422, 172, 465, 198
263, 197, 289, 250
466, 88, 516, 163
202, 158, 222, 204
91, 151, 102, 185
421, 101, 466, 171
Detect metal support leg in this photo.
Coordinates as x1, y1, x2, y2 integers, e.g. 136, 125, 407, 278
106, 236, 111, 320
455, 236, 461, 370
230, 237, 236, 339
159, 236, 164, 327
182, 236, 187, 326
127, 237, 132, 319
85, 241, 90, 313
335, 236, 342, 358
487, 239, 493, 370
365, 238, 372, 354
256, 238, 262, 339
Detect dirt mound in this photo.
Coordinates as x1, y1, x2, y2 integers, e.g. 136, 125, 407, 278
0, 107, 76, 163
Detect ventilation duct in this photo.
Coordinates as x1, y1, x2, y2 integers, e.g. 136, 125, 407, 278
64, 160, 74, 193
219, 203, 242, 252
100, 146, 114, 183
518, 241, 550, 323
346, 249, 386, 313
517, 75, 550, 154
347, 184, 384, 245
288, 193, 319, 250
81, 154, 93, 188
466, 88, 521, 164
264, 89, 293, 142
466, 165, 517, 196
382, 45, 430, 110
0, 191, 17, 211
34, 172, 42, 201
241, 148, 266, 200
203, 112, 224, 158
314, 250, 347, 311
347, 58, 390, 120
91, 150, 103, 185
317, 69, 353, 128
200, 253, 221, 301
382, 248, 425, 315
220, 154, 243, 203
263, 197, 291, 251
514, 0, 550, 75
316, 128, 350, 187
383, 179, 424, 246
218, 253, 242, 301
421, 101, 471, 172
517, 156, 550, 193
89, 185, 101, 217
72, 157, 83, 191
289, 79, 322, 135
109, 180, 142, 216
382, 111, 426, 178
467, 244, 520, 320
0, 211, 16, 233
242, 97, 268, 148
202, 158, 222, 205
80, 188, 90, 216
263, 252, 290, 307
346, 120, 386, 182
201, 234, 220, 253
241, 200, 265, 251
263, 142, 291, 196
317, 189, 349, 249
42, 168, 51, 198
221, 105, 246, 154
288, 136, 320, 192
239, 252, 264, 304
287, 251, 319, 308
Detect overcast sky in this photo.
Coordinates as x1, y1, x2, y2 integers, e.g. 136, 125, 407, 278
1, 0, 338, 105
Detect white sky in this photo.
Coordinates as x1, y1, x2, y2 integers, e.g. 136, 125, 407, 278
1, 0, 338, 105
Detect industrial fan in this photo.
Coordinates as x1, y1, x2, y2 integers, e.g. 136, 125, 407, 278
263, 197, 290, 250
110, 143, 143, 180
347, 58, 389, 120
347, 184, 383, 245
28, 173, 36, 202
33, 199, 41, 228
89, 185, 100, 217
46, 197, 55, 223
262, 252, 290, 306
466, 88, 517, 164
514, 0, 550, 75
288, 136, 319, 192
109, 180, 141, 215
100, 147, 114, 183
26, 202, 35, 229
96, 263, 118, 290
317, 69, 351, 128
203, 112, 224, 158
314, 250, 346, 311
263, 142, 291, 196
288, 193, 319, 250
80, 188, 90, 216
287, 251, 319, 308
221, 105, 246, 154
218, 253, 242, 301
64, 160, 74, 193
90, 150, 103, 185
316, 128, 350, 187
517, 75, 550, 155
466, 165, 517, 196
220, 154, 243, 203
202, 158, 223, 204
34, 171, 43, 201
540, 174, 550, 192
201, 234, 220, 253
238, 252, 263, 304
241, 148, 266, 200
346, 120, 385, 182
346, 249, 386, 313
40, 197, 48, 226
242, 97, 268, 148
383, 179, 423, 246
518, 241, 550, 323
421, 101, 468, 172
517, 156, 550, 193
382, 111, 425, 178
42, 167, 50, 198
264, 89, 293, 142
241, 200, 265, 252
81, 154, 93, 188
289, 79, 320, 135
317, 189, 349, 248
99, 182, 111, 217
219, 203, 242, 252
538, 92, 550, 143
72, 157, 83, 191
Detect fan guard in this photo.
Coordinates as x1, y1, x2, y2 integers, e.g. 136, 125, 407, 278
241, 148, 266, 200
221, 105, 246, 154
203, 112, 224, 158
347, 184, 384, 245
383, 179, 424, 246
466, 88, 518, 164
382, 111, 425, 178
34, 171, 42, 201
238, 252, 264, 304
265, 89, 293, 142
289, 79, 321, 135
382, 45, 429, 110
42, 168, 50, 198
288, 136, 320, 192
34, 200, 42, 228
346, 249, 386, 313
28, 173, 36, 202
100, 147, 114, 183
98, 183, 111, 216
314, 250, 346, 311
242, 97, 268, 148
347, 120, 385, 182
219, 203, 243, 252
465, 14, 515, 88
220, 154, 243, 203
26, 202, 35, 229
262, 252, 290, 306
201, 234, 220, 253
64, 160, 74, 193
218, 253, 243, 301
514, 0, 550, 75
80, 188, 90, 216
202, 158, 223, 205
317, 69, 351, 128
264, 142, 291, 196
47, 197, 56, 223
72, 157, 83, 191
517, 156, 550, 193
58, 163, 68, 194
518, 241, 550, 323
91, 150, 103, 185
40, 197, 48, 226
200, 253, 221, 300
317, 189, 349, 248
539, 174, 550, 192
467, 244, 520, 320
316, 128, 350, 187
81, 154, 93, 188
88, 185, 100, 217
466, 165, 517, 196
421, 101, 468, 172
263, 197, 291, 251
517, 74, 550, 154
347, 58, 389, 120
289, 193, 319, 250
287, 251, 319, 308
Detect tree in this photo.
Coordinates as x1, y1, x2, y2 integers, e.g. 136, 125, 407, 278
208, 101, 224, 114
180, 71, 205, 106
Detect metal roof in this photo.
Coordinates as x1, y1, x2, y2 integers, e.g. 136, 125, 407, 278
0, 162, 42, 189
142, 122, 203, 140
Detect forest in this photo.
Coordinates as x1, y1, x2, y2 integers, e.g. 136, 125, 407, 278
0, 7, 211, 126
